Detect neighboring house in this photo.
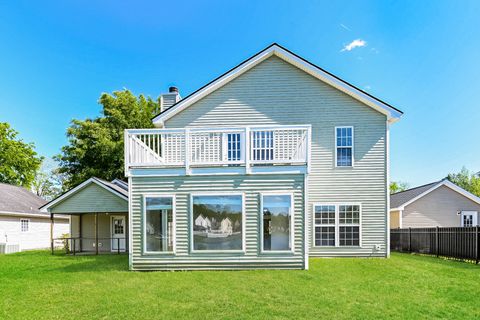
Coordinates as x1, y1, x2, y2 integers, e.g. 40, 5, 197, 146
43, 43, 403, 270
390, 179, 480, 228
40, 178, 128, 253
0, 183, 69, 253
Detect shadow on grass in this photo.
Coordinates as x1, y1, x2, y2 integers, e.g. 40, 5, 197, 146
392, 252, 480, 270
52, 253, 129, 273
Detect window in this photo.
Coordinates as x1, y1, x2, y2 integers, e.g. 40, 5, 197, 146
226, 133, 242, 161
335, 126, 353, 167
20, 219, 29, 232
314, 204, 361, 247
144, 196, 174, 253
252, 131, 274, 161
461, 211, 478, 227
262, 194, 293, 251
192, 194, 243, 251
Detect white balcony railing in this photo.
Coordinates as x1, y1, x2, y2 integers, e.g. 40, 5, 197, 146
125, 125, 311, 173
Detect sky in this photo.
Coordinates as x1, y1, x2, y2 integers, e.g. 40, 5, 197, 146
1, 0, 479, 187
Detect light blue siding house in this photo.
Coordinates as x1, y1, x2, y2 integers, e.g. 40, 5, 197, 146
44, 43, 402, 270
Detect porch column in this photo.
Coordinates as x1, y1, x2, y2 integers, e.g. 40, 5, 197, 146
95, 212, 98, 255
79, 214, 82, 252
50, 212, 54, 255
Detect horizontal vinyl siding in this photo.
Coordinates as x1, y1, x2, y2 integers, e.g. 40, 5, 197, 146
50, 183, 128, 214
165, 56, 388, 257
131, 175, 305, 270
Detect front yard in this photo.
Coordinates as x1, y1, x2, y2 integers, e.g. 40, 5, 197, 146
0, 251, 479, 319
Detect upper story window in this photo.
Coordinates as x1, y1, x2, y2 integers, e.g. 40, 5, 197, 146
20, 219, 29, 232
335, 126, 353, 167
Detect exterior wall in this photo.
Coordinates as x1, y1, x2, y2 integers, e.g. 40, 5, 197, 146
50, 183, 128, 214
164, 56, 388, 257
70, 213, 128, 252
402, 185, 480, 227
390, 210, 400, 229
0, 215, 69, 251
130, 175, 305, 270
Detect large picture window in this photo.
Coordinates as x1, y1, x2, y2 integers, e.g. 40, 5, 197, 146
192, 194, 243, 251
262, 194, 293, 251
144, 196, 174, 253
335, 126, 353, 167
314, 204, 361, 247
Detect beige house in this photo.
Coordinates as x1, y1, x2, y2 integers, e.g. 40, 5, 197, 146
390, 179, 480, 228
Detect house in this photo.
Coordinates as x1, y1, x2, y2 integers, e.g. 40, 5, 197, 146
40, 178, 128, 253
390, 179, 480, 228
0, 182, 69, 253
42, 43, 403, 269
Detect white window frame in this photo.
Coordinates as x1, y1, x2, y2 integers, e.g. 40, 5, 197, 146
190, 192, 246, 254
260, 192, 295, 254
142, 194, 176, 255
222, 132, 245, 162
460, 211, 478, 227
20, 218, 30, 233
334, 126, 354, 167
313, 203, 362, 247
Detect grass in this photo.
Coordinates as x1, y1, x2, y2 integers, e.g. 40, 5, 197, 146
0, 252, 479, 319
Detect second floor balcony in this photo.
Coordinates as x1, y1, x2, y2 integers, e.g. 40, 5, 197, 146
125, 125, 311, 176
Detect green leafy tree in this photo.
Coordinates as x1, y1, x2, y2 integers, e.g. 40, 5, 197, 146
0, 122, 43, 187
31, 158, 64, 200
390, 181, 409, 194
56, 90, 159, 189
446, 167, 480, 197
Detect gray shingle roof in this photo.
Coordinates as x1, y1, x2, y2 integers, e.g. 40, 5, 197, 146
92, 178, 128, 198
390, 181, 440, 209
0, 183, 47, 215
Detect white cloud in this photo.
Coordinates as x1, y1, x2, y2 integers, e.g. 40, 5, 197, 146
341, 39, 367, 52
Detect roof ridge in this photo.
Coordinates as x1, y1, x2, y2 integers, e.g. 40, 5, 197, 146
391, 180, 441, 195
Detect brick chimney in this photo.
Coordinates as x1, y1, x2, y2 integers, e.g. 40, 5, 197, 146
160, 86, 181, 112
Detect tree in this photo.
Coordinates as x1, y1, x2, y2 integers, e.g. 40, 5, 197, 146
390, 181, 409, 194
446, 167, 480, 197
56, 90, 159, 189
0, 122, 43, 187
31, 158, 64, 200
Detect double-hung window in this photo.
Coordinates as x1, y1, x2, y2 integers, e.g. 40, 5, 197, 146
314, 204, 361, 247
335, 126, 353, 167
261, 194, 293, 252
20, 219, 29, 233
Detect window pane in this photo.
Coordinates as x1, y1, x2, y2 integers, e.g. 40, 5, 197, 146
263, 195, 291, 251
315, 226, 335, 246
339, 226, 359, 246
193, 195, 243, 251
227, 133, 241, 161
315, 205, 335, 225
336, 147, 352, 166
145, 197, 174, 252
339, 205, 360, 224
336, 127, 352, 147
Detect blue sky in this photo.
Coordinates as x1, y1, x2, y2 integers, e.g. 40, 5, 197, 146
1, 1, 479, 186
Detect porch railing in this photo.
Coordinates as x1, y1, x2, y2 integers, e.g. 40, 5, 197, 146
52, 237, 127, 255
125, 125, 311, 171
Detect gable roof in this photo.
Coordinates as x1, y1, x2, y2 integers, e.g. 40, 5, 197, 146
152, 43, 403, 126
40, 177, 128, 212
0, 182, 47, 215
390, 179, 480, 210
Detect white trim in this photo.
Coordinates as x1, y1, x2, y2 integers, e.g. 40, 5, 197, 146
190, 192, 246, 254
460, 211, 478, 227
259, 192, 295, 254
110, 215, 126, 252
142, 194, 176, 255
40, 178, 128, 212
334, 126, 354, 168
152, 44, 402, 126
128, 177, 133, 269
0, 211, 69, 220
386, 122, 390, 257
312, 203, 362, 248
20, 218, 30, 233
391, 180, 480, 211
304, 174, 309, 270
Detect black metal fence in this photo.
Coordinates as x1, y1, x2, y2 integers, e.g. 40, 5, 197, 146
390, 227, 480, 264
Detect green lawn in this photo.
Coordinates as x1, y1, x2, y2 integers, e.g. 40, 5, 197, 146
0, 252, 479, 319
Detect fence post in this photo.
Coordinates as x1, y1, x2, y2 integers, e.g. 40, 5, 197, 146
408, 227, 412, 252
435, 226, 439, 257
117, 238, 120, 255
73, 238, 76, 256
476, 225, 479, 265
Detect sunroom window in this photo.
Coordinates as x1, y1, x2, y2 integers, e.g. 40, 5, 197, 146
314, 204, 361, 247
145, 196, 174, 253
335, 126, 353, 167
262, 194, 292, 251
192, 195, 243, 251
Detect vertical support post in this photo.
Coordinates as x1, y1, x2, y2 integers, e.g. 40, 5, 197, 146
95, 213, 99, 255
245, 127, 251, 174
408, 227, 412, 252
435, 226, 439, 257
73, 238, 76, 256
184, 128, 190, 175
117, 238, 120, 255
476, 225, 479, 264
50, 212, 54, 255
79, 214, 83, 253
